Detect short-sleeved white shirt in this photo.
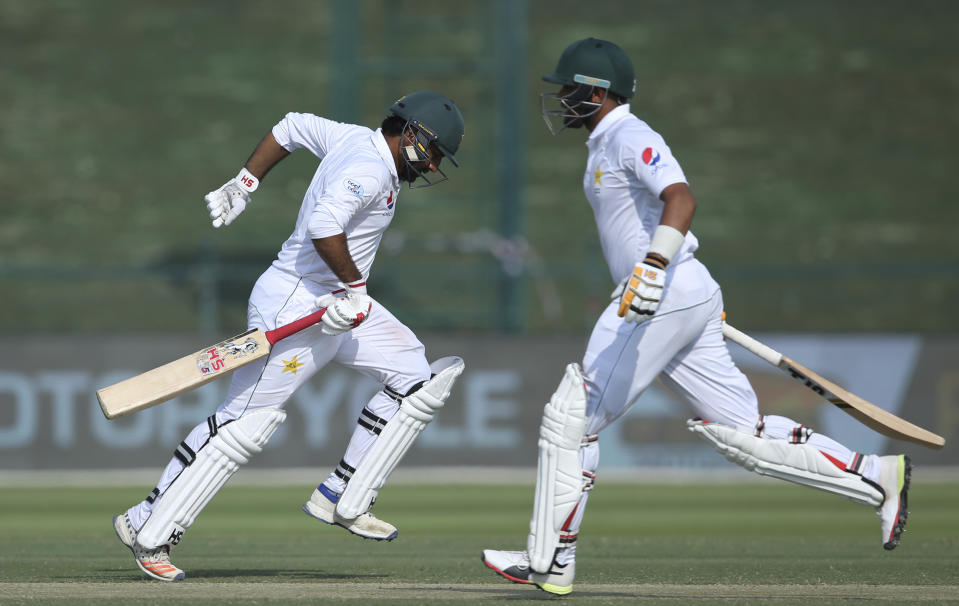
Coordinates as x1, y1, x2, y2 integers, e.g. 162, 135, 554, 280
584, 104, 700, 281
269, 112, 400, 291
583, 104, 717, 312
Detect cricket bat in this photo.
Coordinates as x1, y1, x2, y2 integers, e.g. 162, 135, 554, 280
722, 320, 945, 450
97, 308, 327, 419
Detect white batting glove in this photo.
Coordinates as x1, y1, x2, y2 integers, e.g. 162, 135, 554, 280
616, 255, 667, 324
205, 168, 259, 228
314, 281, 373, 336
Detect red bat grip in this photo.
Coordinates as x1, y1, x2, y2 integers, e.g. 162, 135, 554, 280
264, 308, 327, 345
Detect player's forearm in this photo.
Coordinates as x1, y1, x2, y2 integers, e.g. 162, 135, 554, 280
312, 234, 363, 284
658, 182, 696, 234
641, 182, 696, 269
243, 133, 291, 180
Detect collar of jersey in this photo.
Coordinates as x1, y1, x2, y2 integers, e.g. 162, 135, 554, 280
372, 128, 400, 183
586, 103, 631, 145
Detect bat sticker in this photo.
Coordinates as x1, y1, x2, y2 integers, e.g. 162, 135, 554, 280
196, 332, 261, 374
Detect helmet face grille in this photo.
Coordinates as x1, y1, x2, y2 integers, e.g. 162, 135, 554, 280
388, 91, 464, 167
539, 86, 608, 135
396, 117, 451, 189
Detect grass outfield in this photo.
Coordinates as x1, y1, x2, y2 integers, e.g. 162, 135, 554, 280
2, 481, 958, 604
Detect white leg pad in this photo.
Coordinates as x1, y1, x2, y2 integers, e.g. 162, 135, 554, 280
336, 356, 465, 519
688, 419, 882, 507
137, 408, 286, 548
527, 363, 587, 574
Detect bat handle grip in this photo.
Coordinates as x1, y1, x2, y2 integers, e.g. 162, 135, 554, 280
722, 321, 783, 367
265, 308, 327, 345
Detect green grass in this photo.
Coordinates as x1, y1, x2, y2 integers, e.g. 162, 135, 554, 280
1, 481, 957, 604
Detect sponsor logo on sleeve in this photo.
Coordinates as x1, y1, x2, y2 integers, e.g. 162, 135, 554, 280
642, 147, 661, 166
642, 147, 666, 174
386, 190, 395, 209
343, 178, 365, 197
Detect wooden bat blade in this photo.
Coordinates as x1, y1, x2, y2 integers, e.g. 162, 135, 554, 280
780, 355, 946, 450
722, 321, 945, 450
97, 328, 271, 419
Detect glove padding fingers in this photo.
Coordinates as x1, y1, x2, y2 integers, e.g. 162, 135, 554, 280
204, 178, 252, 229
617, 261, 666, 324
315, 291, 373, 336
222, 198, 246, 226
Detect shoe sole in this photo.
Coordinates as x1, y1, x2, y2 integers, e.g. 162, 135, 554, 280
533, 580, 574, 595
883, 455, 912, 551
481, 555, 531, 585
530, 563, 575, 595
112, 515, 185, 582
301, 504, 398, 541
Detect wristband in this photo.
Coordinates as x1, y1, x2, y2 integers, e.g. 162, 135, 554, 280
236, 167, 259, 193
647, 224, 685, 266
345, 280, 367, 295
332, 280, 368, 295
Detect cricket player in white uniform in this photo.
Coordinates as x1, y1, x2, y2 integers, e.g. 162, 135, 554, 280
482, 38, 912, 596
112, 91, 467, 582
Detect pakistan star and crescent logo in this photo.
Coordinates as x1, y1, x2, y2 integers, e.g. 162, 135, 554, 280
594, 165, 604, 185
281, 355, 304, 375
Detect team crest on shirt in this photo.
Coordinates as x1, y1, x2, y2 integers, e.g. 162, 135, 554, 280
281, 355, 304, 375
343, 178, 364, 197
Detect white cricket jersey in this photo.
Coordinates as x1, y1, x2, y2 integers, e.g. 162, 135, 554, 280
584, 104, 718, 312
270, 112, 400, 291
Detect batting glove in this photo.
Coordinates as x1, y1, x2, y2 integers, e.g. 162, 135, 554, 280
315, 281, 373, 336
616, 254, 668, 324
205, 168, 259, 228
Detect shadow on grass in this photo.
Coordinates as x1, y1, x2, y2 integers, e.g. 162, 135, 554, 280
96, 568, 390, 582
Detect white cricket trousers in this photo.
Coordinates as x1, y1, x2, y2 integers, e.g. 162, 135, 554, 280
555, 287, 879, 564
126, 266, 432, 531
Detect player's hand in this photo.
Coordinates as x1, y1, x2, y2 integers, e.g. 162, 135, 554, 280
616, 258, 667, 324
205, 168, 259, 228
315, 282, 373, 336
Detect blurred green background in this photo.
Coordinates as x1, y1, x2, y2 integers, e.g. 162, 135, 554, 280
2, 0, 957, 335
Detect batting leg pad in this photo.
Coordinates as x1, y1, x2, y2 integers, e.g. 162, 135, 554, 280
527, 363, 588, 574
336, 356, 465, 519
687, 419, 882, 506
137, 409, 286, 548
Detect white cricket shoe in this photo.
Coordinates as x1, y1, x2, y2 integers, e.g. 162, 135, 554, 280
481, 549, 532, 584
302, 485, 398, 541
876, 454, 911, 550
112, 513, 185, 582
482, 549, 574, 595
529, 556, 575, 595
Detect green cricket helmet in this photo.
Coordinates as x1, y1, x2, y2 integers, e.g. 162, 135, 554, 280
541, 38, 636, 134
389, 91, 465, 187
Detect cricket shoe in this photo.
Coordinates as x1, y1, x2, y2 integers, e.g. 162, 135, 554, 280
481, 549, 531, 584
529, 556, 575, 595
302, 484, 398, 541
112, 513, 185, 582
876, 454, 911, 550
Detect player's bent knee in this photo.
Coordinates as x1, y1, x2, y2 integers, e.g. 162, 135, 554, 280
137, 408, 286, 548
336, 357, 465, 519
